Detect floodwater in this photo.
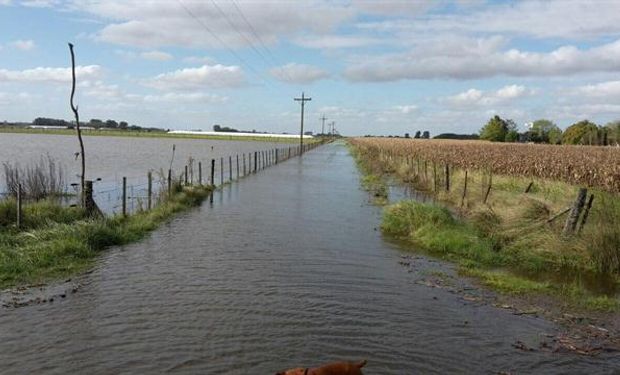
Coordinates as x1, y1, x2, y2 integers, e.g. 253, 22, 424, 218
1, 142, 618, 374
0, 132, 285, 213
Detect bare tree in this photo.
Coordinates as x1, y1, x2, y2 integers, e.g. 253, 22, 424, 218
68, 42, 86, 207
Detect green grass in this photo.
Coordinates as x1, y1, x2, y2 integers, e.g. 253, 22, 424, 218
380, 199, 619, 312
0, 185, 213, 288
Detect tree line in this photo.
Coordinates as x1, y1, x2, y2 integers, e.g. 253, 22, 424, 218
28, 117, 165, 132
479, 116, 620, 145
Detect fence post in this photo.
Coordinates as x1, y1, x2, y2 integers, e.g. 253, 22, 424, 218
445, 164, 450, 191
198, 162, 202, 185
220, 157, 224, 185
578, 194, 595, 234
563, 188, 588, 236
483, 170, 493, 204
147, 172, 152, 210
210, 159, 215, 186
168, 169, 172, 198
236, 155, 239, 179
461, 170, 468, 207
184, 165, 188, 186
243, 154, 246, 176
254, 151, 258, 173
16, 183, 22, 228
275, 149, 279, 164
122, 176, 127, 217
229, 156, 232, 181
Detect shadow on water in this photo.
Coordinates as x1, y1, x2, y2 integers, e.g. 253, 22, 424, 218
0, 142, 618, 374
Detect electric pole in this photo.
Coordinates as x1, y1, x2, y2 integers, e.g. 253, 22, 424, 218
294, 92, 311, 151
319, 114, 328, 136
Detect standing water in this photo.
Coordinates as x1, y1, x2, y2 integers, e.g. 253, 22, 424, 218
0, 142, 617, 374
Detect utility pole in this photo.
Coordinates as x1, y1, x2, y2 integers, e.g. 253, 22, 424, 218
328, 121, 335, 136
319, 114, 328, 135
294, 92, 311, 151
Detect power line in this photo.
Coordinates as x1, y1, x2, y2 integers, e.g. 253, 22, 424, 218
210, 0, 270, 64
229, 0, 294, 82
175, 0, 273, 89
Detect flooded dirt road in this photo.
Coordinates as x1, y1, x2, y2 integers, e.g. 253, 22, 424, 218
1, 142, 618, 374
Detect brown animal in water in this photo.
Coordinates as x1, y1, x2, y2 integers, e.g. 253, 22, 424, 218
276, 360, 367, 375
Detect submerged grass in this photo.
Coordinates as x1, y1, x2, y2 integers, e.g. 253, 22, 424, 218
350, 140, 620, 312
0, 185, 212, 288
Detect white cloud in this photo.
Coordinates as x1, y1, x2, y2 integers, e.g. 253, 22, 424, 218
10, 39, 36, 51
143, 92, 226, 103
393, 104, 417, 114
140, 50, 173, 61
145, 64, 245, 90
0, 65, 102, 83
444, 85, 533, 107
572, 80, 620, 100
72, 1, 355, 49
357, 1, 620, 40
21, 0, 60, 7
270, 63, 329, 84
344, 38, 620, 81
295, 35, 381, 49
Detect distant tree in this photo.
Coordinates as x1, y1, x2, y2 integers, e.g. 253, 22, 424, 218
605, 121, 620, 145
505, 130, 519, 142
118, 121, 128, 130
105, 119, 118, 129
213, 124, 221, 131
414, 131, 421, 139
480, 115, 508, 142
404, 133, 410, 138
434, 133, 480, 140
422, 130, 430, 139
530, 119, 562, 143
89, 119, 104, 128
32, 117, 69, 127
562, 120, 599, 145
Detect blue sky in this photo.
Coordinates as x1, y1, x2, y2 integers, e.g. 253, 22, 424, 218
1, 0, 620, 136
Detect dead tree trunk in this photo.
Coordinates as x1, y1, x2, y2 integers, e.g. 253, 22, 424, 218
69, 43, 86, 208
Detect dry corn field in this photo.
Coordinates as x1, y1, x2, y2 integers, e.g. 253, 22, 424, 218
349, 138, 620, 194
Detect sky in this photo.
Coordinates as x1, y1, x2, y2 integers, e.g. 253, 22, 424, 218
1, 0, 620, 136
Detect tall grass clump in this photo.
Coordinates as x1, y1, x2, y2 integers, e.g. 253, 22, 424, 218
3, 155, 67, 199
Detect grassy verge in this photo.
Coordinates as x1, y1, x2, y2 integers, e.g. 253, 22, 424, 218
0, 185, 213, 289
0, 127, 315, 144
350, 141, 620, 312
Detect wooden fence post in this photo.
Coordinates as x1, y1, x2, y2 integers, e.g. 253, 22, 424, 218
198, 162, 202, 185
236, 155, 239, 179
184, 165, 188, 186
147, 172, 152, 210
243, 154, 246, 176
461, 170, 468, 207
483, 170, 493, 204
229, 156, 232, 181
563, 188, 588, 235
16, 183, 22, 228
254, 151, 258, 173
577, 194, 595, 234
220, 157, 224, 185
445, 164, 450, 192
275, 149, 279, 164
122, 176, 127, 217
167, 169, 172, 198
210, 159, 215, 186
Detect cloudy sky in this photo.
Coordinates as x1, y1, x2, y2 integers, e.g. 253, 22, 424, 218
1, 0, 620, 136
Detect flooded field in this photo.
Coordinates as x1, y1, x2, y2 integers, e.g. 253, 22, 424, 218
0, 133, 285, 213
1, 143, 617, 374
